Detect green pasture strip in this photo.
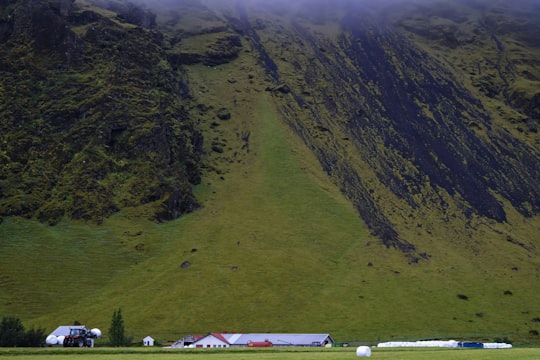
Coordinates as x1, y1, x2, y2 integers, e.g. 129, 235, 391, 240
0, 217, 136, 319
0, 347, 539, 360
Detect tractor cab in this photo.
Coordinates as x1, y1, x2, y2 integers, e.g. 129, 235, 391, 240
69, 328, 87, 337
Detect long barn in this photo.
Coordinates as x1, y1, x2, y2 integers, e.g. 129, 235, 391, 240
189, 333, 334, 348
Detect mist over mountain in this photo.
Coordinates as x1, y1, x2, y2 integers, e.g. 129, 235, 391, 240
0, 0, 539, 344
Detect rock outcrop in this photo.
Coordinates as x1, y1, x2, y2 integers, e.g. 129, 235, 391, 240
0, 0, 201, 224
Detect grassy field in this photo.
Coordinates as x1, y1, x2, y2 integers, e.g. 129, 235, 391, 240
0, 347, 539, 360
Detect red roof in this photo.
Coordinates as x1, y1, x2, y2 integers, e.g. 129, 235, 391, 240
210, 333, 230, 344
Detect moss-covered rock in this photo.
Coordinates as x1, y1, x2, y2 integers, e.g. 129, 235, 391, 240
0, 0, 201, 224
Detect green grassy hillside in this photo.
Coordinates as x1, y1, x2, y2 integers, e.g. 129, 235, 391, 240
0, 0, 539, 346
2, 57, 539, 344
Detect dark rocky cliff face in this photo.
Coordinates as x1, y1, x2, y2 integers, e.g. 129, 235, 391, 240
0, 0, 201, 224
226, 0, 539, 256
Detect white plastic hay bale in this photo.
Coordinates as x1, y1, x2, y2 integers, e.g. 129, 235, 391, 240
377, 340, 459, 348
356, 345, 371, 357
46, 335, 58, 345
90, 328, 102, 338
56, 335, 65, 345
483, 342, 512, 349
377, 341, 409, 347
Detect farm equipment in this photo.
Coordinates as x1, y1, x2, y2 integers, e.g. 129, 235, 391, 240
247, 339, 273, 347
62, 327, 101, 347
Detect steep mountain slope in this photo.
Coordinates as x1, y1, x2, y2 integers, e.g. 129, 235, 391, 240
0, 0, 539, 345
228, 0, 540, 257
0, 0, 201, 224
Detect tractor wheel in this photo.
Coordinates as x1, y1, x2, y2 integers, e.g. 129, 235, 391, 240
63, 338, 70, 347
77, 339, 84, 347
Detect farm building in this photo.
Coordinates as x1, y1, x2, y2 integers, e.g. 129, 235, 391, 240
166, 334, 202, 348
191, 333, 230, 348
188, 333, 334, 348
48, 325, 87, 338
143, 336, 155, 346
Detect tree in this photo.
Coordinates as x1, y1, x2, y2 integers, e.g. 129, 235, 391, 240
0, 316, 45, 347
0, 316, 25, 347
23, 326, 47, 347
108, 308, 128, 346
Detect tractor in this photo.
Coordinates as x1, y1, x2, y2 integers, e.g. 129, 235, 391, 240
63, 327, 100, 347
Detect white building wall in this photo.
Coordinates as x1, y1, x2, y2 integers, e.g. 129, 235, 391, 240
143, 336, 155, 346
194, 335, 229, 348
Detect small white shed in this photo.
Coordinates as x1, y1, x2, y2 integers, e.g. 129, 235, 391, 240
143, 336, 155, 346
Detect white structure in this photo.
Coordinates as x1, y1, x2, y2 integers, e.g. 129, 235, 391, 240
483, 342, 512, 349
356, 345, 371, 357
227, 333, 334, 347
377, 340, 459, 348
48, 325, 86, 338
377, 340, 512, 349
165, 334, 200, 348
46, 335, 60, 346
188, 333, 334, 348
192, 333, 230, 348
143, 336, 155, 346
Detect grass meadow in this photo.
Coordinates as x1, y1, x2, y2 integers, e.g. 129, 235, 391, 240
0, 347, 539, 360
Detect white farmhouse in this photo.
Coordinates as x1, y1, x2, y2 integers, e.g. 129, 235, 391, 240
191, 333, 230, 348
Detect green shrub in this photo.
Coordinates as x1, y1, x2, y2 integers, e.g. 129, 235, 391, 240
0, 316, 46, 347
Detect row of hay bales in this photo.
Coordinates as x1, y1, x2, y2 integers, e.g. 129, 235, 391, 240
376, 340, 512, 349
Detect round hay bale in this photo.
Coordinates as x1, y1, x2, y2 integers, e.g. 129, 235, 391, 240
356, 345, 371, 357
46, 335, 58, 345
